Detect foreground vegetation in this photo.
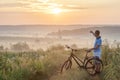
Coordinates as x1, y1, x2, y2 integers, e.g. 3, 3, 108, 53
0, 43, 120, 80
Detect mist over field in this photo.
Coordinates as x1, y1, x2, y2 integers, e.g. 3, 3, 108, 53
0, 25, 120, 50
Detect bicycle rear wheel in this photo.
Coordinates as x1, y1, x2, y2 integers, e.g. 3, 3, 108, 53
85, 57, 103, 75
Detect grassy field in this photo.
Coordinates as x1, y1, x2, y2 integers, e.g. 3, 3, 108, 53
0, 43, 120, 80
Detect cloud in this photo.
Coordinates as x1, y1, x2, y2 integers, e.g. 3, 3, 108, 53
0, 0, 88, 13
0, 3, 27, 7
61, 5, 88, 10
17, 0, 88, 10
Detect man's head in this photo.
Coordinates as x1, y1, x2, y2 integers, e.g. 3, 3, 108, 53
95, 30, 100, 38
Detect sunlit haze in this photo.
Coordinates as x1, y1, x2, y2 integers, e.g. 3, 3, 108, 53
0, 0, 120, 25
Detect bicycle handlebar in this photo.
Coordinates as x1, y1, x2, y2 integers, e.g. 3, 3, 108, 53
65, 45, 78, 51
65, 45, 90, 54
65, 45, 90, 60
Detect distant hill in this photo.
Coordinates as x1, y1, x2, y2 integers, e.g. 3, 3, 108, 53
47, 26, 120, 37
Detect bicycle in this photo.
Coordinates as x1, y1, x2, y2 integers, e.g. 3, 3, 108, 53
61, 45, 103, 75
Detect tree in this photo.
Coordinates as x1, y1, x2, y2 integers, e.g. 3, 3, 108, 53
11, 42, 30, 52
0, 45, 4, 51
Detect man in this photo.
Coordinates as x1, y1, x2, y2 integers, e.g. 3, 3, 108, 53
87, 30, 102, 73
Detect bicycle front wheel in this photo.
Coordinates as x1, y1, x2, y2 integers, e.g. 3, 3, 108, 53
61, 59, 72, 73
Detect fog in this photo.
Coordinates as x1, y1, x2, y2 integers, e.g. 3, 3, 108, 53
0, 25, 119, 50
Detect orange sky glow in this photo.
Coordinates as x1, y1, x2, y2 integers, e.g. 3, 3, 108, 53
0, 0, 120, 25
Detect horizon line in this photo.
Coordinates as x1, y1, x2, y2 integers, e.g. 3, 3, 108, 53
0, 24, 120, 26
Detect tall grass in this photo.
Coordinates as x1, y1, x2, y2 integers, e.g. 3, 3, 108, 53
101, 42, 120, 80
0, 43, 120, 80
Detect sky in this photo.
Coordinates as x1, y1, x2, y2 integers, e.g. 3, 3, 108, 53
0, 0, 120, 25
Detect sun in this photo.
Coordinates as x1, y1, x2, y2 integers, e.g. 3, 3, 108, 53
51, 8, 62, 14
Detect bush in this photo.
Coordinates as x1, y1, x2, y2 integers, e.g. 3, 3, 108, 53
10, 42, 30, 52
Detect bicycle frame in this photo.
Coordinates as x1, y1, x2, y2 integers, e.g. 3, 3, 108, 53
68, 49, 89, 69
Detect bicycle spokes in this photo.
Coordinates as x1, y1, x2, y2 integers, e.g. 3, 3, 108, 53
86, 61, 96, 75
61, 59, 73, 73
85, 58, 103, 75
65, 60, 72, 70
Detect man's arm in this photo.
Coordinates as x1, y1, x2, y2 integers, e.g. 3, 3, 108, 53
90, 31, 96, 37
87, 45, 100, 52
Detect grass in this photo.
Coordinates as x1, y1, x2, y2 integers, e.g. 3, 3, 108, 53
0, 44, 120, 80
